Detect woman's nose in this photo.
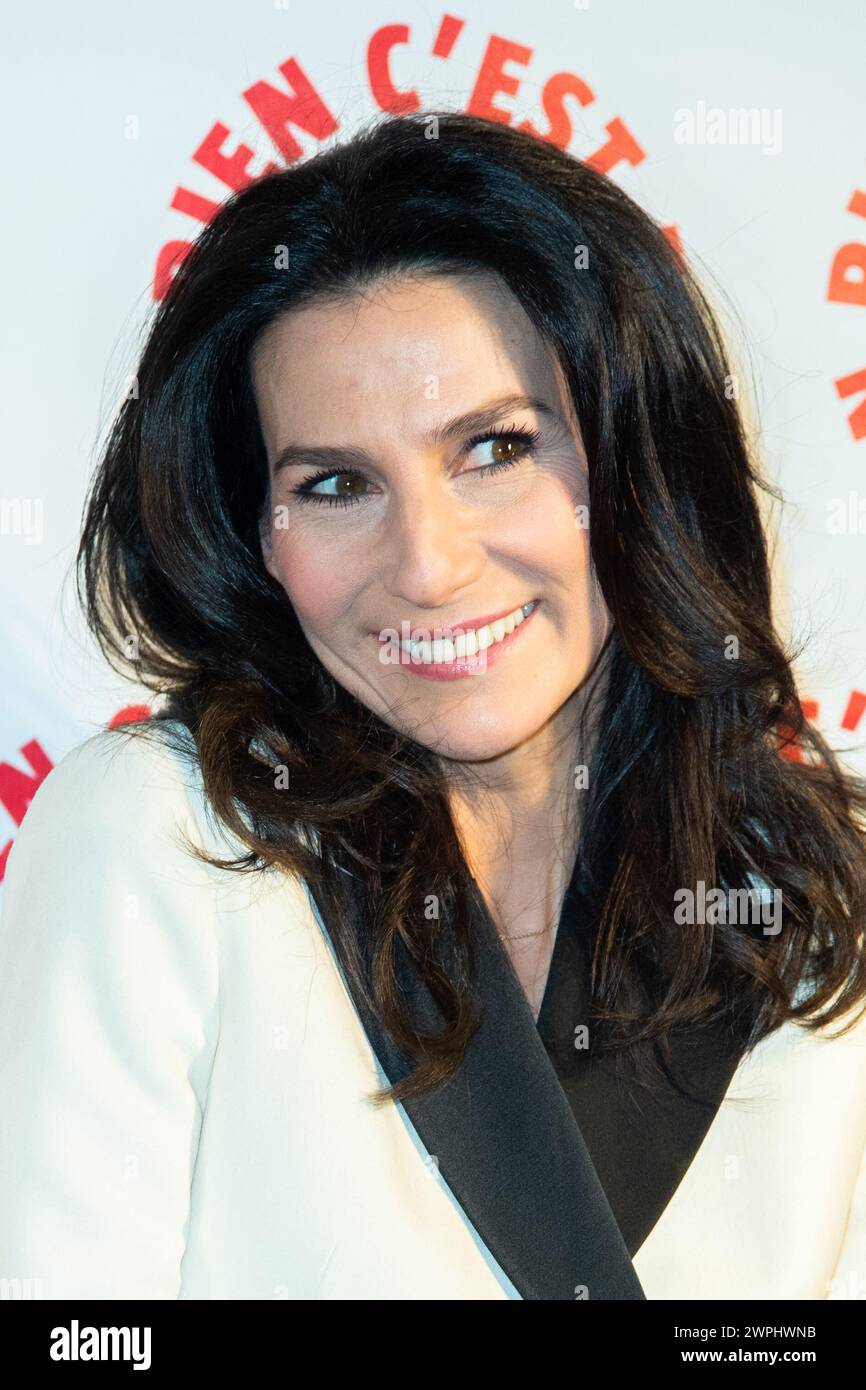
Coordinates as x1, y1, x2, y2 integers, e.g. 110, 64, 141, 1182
382, 481, 485, 611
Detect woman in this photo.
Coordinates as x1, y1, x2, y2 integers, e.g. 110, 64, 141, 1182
1, 110, 866, 1302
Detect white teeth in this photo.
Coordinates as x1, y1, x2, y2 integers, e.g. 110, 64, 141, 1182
401, 600, 537, 665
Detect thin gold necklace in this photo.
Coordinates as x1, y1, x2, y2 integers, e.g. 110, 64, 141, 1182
497, 921, 555, 942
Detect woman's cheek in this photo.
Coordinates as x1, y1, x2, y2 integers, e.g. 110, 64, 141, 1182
270, 527, 361, 630
490, 471, 591, 571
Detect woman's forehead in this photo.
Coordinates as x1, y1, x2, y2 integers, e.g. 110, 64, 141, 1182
251, 268, 540, 369
249, 273, 564, 450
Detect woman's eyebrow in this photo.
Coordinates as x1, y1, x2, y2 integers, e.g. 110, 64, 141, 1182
270, 393, 556, 475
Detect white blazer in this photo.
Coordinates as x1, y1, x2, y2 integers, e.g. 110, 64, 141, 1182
1, 718, 865, 1300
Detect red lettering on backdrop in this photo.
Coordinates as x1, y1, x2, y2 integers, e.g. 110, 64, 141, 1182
154, 57, 340, 296
828, 243, 866, 306
432, 14, 464, 58
108, 705, 153, 729
663, 224, 684, 259
171, 187, 223, 222
842, 690, 866, 733
829, 188, 866, 305
517, 70, 595, 147
0, 740, 54, 881
835, 368, 866, 442
368, 25, 421, 113
154, 240, 192, 302
170, 188, 222, 226
192, 122, 282, 191
778, 701, 819, 764
775, 694, 865, 763
156, 192, 224, 294
467, 34, 533, 123
459, 33, 661, 244
153, 25, 655, 299
244, 58, 339, 164
0, 741, 54, 826
466, 32, 646, 176
828, 188, 866, 440
584, 117, 646, 175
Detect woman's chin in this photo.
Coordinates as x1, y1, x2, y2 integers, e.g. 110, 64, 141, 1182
408, 715, 542, 765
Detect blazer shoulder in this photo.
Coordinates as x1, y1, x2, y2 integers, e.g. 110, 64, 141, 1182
8, 716, 245, 877
0, 719, 224, 1297
25, 715, 199, 811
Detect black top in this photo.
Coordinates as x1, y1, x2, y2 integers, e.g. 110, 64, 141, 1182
326, 849, 748, 1301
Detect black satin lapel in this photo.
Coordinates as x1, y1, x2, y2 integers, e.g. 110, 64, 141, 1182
330, 873, 645, 1301
535, 868, 749, 1256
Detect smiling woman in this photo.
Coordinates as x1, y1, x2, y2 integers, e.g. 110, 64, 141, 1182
250, 271, 609, 768
2, 109, 866, 1303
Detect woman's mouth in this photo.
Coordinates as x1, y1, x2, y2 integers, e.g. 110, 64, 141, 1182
376, 599, 541, 682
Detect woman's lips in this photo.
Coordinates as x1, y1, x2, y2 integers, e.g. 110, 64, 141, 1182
375, 599, 541, 682
429, 600, 532, 635
370, 599, 533, 640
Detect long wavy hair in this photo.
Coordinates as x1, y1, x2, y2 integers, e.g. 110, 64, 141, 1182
77, 109, 866, 1104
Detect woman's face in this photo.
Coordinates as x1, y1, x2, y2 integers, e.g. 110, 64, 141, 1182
252, 270, 611, 764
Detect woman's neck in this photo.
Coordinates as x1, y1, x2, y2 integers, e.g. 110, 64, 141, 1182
443, 668, 605, 943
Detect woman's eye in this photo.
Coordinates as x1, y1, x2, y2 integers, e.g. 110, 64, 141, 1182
293, 470, 370, 507
467, 429, 540, 472
291, 426, 540, 508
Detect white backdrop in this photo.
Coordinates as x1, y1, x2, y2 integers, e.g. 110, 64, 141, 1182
2, 0, 865, 881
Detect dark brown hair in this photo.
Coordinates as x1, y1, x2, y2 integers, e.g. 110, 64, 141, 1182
76, 109, 866, 1103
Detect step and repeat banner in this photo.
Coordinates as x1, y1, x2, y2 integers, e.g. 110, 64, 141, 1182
2, 0, 865, 879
